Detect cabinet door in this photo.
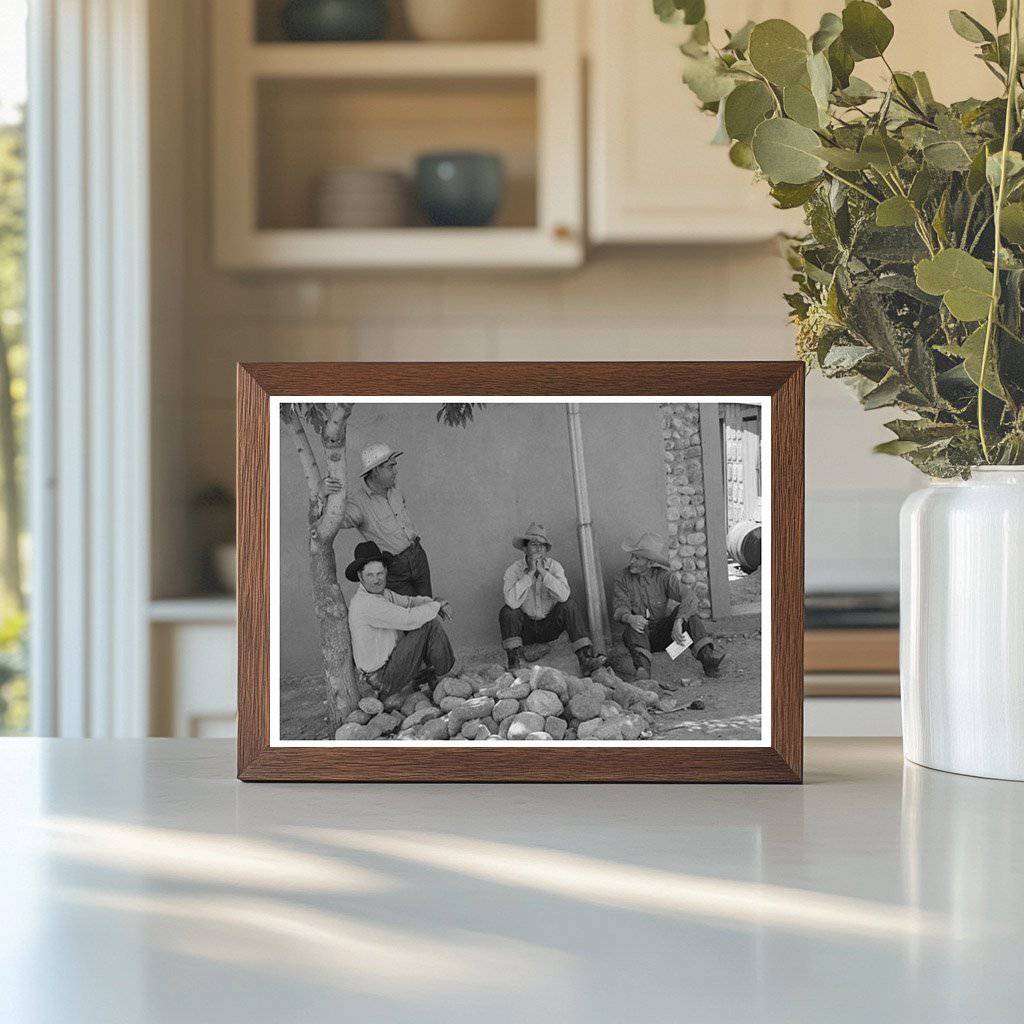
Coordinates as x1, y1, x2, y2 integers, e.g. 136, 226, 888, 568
589, 1, 814, 243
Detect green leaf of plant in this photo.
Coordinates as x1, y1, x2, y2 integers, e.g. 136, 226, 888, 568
884, 418, 963, 443
862, 374, 903, 409
807, 51, 833, 110
967, 142, 993, 193
909, 165, 936, 205
874, 438, 921, 455
923, 141, 973, 171
748, 19, 810, 87
770, 179, 820, 208
993, 0, 1008, 24
752, 117, 827, 184
783, 83, 822, 128
1000, 202, 1024, 242
860, 133, 905, 173
948, 10, 993, 44
653, 0, 705, 25
842, 1, 894, 60
836, 75, 877, 104
958, 325, 1007, 398
875, 196, 918, 228
912, 71, 935, 105
814, 145, 872, 170
681, 55, 737, 103
724, 20, 755, 53
723, 81, 775, 143
986, 150, 1024, 190
728, 140, 758, 169
810, 12, 843, 54
914, 249, 994, 321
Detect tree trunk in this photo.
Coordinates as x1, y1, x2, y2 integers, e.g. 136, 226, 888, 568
308, 508, 360, 733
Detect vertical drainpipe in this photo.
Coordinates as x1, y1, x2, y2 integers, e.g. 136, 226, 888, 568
566, 403, 610, 653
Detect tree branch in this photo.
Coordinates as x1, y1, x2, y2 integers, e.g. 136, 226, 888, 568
283, 403, 323, 503
316, 402, 355, 542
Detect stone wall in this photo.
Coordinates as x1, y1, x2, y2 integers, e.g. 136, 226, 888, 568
662, 404, 712, 619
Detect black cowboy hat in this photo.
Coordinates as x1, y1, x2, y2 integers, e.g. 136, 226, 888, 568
345, 541, 389, 583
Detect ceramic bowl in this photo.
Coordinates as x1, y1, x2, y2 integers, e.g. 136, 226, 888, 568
281, 0, 388, 42
414, 152, 505, 227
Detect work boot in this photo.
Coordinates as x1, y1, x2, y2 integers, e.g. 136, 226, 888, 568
697, 644, 726, 678
576, 645, 608, 676
506, 646, 525, 671
633, 663, 652, 681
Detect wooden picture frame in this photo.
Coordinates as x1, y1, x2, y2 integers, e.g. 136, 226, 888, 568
237, 362, 804, 782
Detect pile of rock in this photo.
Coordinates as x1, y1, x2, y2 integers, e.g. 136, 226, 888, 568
334, 662, 663, 741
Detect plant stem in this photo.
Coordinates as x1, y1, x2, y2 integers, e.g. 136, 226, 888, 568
821, 167, 879, 203
979, 0, 1021, 462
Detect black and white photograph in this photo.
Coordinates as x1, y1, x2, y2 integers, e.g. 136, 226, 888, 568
270, 397, 770, 745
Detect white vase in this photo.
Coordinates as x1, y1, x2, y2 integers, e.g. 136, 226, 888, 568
900, 467, 1024, 781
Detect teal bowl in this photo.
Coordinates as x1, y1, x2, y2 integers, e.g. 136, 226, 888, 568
415, 152, 505, 227
281, 0, 388, 42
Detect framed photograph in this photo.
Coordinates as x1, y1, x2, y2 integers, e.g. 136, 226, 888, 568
237, 362, 803, 782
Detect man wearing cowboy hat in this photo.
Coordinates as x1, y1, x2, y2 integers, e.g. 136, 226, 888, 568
346, 540, 455, 703
499, 522, 606, 676
323, 441, 432, 598
613, 532, 726, 680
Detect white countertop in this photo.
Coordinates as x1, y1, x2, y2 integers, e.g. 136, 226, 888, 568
1, 738, 1021, 1023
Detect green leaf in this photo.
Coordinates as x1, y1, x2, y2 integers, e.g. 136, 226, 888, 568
923, 141, 972, 171
862, 374, 902, 410
681, 55, 736, 103
884, 418, 963, 443
967, 143, 993, 193
1000, 202, 1024, 242
770, 179, 820, 208
842, 1, 894, 60
948, 10, 993, 44
875, 196, 918, 228
728, 140, 758, 169
810, 12, 843, 54
860, 133, 905, 173
654, 0, 705, 25
836, 75, 877, 104
748, 19, 810, 87
874, 439, 922, 455
814, 145, 872, 170
723, 81, 775, 143
909, 165, 936, 205
807, 51, 833, 110
827, 35, 855, 89
958, 324, 1006, 398
912, 71, 935, 105
993, 0, 1008, 24
914, 249, 994, 321
752, 117, 827, 184
724, 20, 755, 53
783, 83, 822, 128
986, 150, 1024, 190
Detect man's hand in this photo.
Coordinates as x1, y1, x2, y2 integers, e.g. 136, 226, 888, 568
320, 477, 344, 496
625, 613, 649, 634
671, 616, 688, 645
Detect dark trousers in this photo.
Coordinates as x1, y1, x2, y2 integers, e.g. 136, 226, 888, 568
378, 618, 454, 701
499, 599, 591, 653
386, 539, 432, 597
623, 612, 711, 667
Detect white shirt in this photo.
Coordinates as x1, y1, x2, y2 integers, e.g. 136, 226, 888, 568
348, 585, 440, 673
502, 557, 571, 620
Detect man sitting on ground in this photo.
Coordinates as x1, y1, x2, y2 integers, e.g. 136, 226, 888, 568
612, 532, 726, 680
346, 540, 455, 704
499, 522, 606, 676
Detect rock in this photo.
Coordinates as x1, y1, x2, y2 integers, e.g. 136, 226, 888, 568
688, 699, 706, 710
358, 697, 384, 716
399, 692, 424, 717
594, 719, 624, 740
545, 716, 567, 740
368, 711, 401, 735
446, 696, 495, 736
506, 711, 545, 740
461, 720, 491, 740
476, 683, 500, 699
478, 663, 508, 682
577, 717, 603, 739
620, 714, 645, 740
525, 732, 553, 741
567, 676, 607, 701
594, 667, 660, 709
480, 716, 497, 734
485, 734, 504, 741
600, 701, 624, 720
498, 717, 512, 739
402, 705, 441, 730
530, 666, 569, 700
525, 689, 563, 717
492, 672, 516, 691
492, 698, 519, 722
439, 695, 467, 713
496, 680, 531, 700
334, 723, 371, 740
416, 717, 450, 740
446, 678, 474, 699
568, 694, 603, 721
345, 709, 372, 725
564, 729, 577, 740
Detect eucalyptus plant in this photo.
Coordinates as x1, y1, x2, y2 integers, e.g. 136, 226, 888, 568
659, 0, 1024, 474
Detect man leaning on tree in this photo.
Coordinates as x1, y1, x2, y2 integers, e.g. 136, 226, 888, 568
323, 442, 433, 597
612, 532, 726, 681
499, 522, 606, 676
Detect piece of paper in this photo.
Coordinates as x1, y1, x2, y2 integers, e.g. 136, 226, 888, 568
665, 632, 693, 660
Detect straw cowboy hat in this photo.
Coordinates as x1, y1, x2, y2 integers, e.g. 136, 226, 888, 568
513, 522, 552, 550
345, 541, 389, 582
359, 442, 403, 477
621, 532, 670, 567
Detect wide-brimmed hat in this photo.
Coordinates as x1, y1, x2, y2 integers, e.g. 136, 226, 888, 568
360, 442, 403, 477
345, 541, 388, 582
621, 532, 670, 568
513, 522, 552, 550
